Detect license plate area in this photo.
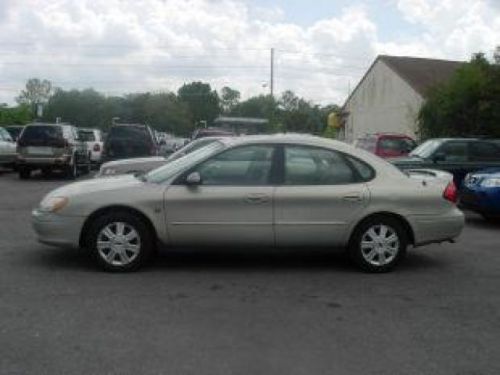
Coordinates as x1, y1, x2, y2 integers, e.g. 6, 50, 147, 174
26, 147, 53, 155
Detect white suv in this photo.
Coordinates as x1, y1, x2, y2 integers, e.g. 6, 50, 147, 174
78, 128, 104, 166
0, 127, 17, 170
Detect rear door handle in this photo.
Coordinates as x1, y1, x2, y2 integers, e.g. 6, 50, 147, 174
245, 193, 270, 204
342, 193, 363, 202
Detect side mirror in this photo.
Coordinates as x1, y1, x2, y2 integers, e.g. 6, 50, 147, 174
433, 152, 446, 163
185, 171, 202, 186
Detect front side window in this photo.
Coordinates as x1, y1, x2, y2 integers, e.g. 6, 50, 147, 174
194, 145, 274, 186
284, 146, 358, 185
437, 141, 468, 162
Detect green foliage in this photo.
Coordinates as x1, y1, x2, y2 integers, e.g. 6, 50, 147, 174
15, 78, 338, 137
220, 87, 241, 113
178, 82, 220, 125
419, 51, 500, 138
0, 104, 33, 125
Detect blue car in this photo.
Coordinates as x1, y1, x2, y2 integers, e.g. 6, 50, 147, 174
460, 168, 500, 220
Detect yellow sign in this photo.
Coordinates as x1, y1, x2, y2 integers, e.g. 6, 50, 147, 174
328, 112, 341, 129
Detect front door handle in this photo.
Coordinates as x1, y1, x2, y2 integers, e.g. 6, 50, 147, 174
245, 193, 270, 204
342, 193, 363, 202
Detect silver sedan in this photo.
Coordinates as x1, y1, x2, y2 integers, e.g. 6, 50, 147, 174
32, 134, 464, 272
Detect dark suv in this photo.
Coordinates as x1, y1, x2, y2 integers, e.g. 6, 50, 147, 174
391, 138, 500, 186
17, 123, 90, 179
103, 123, 158, 161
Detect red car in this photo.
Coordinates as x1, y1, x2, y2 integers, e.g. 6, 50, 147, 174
354, 133, 417, 158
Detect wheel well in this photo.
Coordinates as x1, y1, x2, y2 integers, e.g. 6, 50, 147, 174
79, 205, 158, 249
350, 212, 415, 246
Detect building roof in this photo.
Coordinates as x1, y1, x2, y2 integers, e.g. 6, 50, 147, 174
344, 55, 464, 108
379, 55, 463, 97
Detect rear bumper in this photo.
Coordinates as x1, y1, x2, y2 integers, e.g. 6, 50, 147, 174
408, 208, 465, 246
17, 155, 71, 168
32, 209, 86, 248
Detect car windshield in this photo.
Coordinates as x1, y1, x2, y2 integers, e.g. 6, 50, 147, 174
410, 140, 443, 158
145, 141, 225, 183
78, 130, 96, 141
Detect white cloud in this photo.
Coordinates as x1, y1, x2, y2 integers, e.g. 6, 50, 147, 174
0, 0, 498, 106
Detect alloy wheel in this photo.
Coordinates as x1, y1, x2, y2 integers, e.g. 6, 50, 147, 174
97, 222, 141, 266
360, 224, 400, 267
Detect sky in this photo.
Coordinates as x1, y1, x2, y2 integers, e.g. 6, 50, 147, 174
0, 0, 499, 106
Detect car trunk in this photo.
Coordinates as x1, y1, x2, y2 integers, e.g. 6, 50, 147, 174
105, 137, 152, 160
18, 126, 67, 157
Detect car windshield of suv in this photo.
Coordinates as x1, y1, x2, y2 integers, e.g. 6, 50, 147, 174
410, 140, 443, 159
78, 130, 96, 142
146, 141, 224, 183
20, 125, 62, 143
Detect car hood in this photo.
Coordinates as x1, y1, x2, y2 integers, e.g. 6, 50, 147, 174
103, 156, 166, 167
47, 174, 143, 198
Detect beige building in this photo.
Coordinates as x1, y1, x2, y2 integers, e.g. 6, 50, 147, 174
338, 55, 462, 143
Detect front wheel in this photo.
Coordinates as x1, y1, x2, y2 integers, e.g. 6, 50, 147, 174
65, 160, 78, 180
86, 212, 154, 272
349, 216, 408, 273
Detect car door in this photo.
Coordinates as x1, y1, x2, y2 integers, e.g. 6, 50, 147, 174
164, 144, 276, 246
432, 140, 470, 186
274, 145, 370, 247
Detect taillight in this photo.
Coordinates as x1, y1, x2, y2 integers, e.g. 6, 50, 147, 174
93, 143, 101, 152
443, 181, 458, 203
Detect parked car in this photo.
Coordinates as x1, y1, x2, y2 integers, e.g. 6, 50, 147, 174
17, 123, 90, 179
192, 127, 234, 139
390, 138, 500, 186
5, 125, 24, 142
354, 133, 417, 158
102, 123, 158, 162
32, 134, 464, 273
460, 168, 500, 220
96, 137, 225, 177
78, 128, 104, 166
0, 127, 17, 170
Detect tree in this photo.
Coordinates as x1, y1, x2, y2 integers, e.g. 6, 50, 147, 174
178, 82, 220, 125
0, 104, 33, 125
16, 78, 53, 115
220, 86, 241, 113
418, 51, 500, 138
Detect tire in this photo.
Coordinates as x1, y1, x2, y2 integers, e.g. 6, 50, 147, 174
481, 213, 500, 222
86, 211, 154, 272
65, 159, 78, 180
41, 168, 52, 177
19, 168, 31, 179
348, 216, 408, 273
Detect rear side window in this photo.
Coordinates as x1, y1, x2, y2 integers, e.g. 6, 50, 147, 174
469, 142, 500, 161
437, 141, 468, 162
284, 146, 357, 185
20, 126, 63, 142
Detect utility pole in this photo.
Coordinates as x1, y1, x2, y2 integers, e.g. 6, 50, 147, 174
270, 47, 275, 98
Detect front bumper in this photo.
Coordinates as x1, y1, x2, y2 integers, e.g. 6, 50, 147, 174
408, 208, 465, 246
32, 209, 86, 248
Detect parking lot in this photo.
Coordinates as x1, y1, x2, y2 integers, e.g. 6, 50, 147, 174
1, 170, 500, 375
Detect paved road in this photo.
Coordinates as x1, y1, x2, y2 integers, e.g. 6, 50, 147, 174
1, 171, 499, 375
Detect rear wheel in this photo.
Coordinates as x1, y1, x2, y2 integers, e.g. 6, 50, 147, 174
65, 159, 78, 180
41, 168, 52, 177
349, 216, 408, 273
19, 168, 31, 179
86, 212, 154, 272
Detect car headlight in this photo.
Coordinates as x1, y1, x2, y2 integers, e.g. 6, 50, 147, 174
39, 196, 69, 213
481, 178, 500, 188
